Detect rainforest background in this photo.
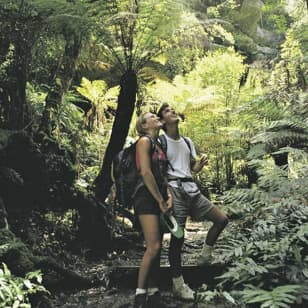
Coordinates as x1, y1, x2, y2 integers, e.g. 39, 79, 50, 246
0, 0, 307, 307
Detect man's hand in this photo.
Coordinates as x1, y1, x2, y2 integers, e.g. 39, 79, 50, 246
199, 154, 208, 167
192, 154, 208, 173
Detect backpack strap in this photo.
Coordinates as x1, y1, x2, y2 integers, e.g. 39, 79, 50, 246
159, 134, 192, 154
158, 134, 175, 171
182, 136, 192, 153
137, 135, 156, 158
158, 134, 168, 154
158, 134, 196, 170
182, 136, 197, 168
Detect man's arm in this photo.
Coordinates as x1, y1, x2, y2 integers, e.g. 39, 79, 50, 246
185, 137, 208, 173
191, 154, 208, 173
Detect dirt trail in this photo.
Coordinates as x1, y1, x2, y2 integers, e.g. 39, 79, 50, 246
50, 221, 228, 307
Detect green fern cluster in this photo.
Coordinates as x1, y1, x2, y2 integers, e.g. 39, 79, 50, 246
0, 263, 48, 308
215, 157, 308, 306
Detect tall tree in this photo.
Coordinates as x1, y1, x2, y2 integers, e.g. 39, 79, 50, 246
39, 1, 90, 136
92, 0, 182, 200
0, 0, 87, 131
0, 1, 45, 129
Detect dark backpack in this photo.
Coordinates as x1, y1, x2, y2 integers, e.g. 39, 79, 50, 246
112, 136, 155, 209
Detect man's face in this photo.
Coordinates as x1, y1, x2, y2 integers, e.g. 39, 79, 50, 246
160, 106, 179, 125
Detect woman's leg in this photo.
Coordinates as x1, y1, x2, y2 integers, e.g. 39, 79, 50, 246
147, 232, 163, 289
137, 214, 161, 289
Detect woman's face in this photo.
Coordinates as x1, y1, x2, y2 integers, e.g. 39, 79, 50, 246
142, 112, 162, 131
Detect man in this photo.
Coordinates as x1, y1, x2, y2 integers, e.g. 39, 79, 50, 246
157, 103, 228, 300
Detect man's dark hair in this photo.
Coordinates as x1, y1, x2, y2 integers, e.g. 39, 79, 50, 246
157, 103, 170, 119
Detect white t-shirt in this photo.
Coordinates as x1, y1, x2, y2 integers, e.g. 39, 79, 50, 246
164, 134, 200, 194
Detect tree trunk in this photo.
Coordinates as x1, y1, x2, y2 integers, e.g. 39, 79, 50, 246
40, 35, 82, 136
272, 152, 288, 170
4, 42, 29, 130
225, 153, 236, 189
296, 63, 307, 90
93, 70, 137, 201
247, 164, 258, 187
214, 152, 222, 194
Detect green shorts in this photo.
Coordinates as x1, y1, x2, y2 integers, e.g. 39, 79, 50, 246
169, 186, 214, 228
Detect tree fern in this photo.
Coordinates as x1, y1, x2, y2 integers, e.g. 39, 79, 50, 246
91, 0, 183, 72
251, 120, 308, 150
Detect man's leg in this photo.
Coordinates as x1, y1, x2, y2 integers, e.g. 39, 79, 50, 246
204, 206, 228, 246
169, 235, 184, 278
199, 206, 228, 264
191, 194, 228, 264
168, 187, 194, 300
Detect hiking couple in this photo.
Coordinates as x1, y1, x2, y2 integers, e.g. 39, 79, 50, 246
133, 103, 228, 308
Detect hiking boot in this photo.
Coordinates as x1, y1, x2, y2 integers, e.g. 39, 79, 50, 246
147, 291, 166, 308
172, 282, 195, 301
133, 293, 147, 308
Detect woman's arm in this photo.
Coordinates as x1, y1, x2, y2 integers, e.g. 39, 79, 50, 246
137, 137, 169, 213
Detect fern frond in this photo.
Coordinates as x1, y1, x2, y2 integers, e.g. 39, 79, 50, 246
240, 285, 301, 308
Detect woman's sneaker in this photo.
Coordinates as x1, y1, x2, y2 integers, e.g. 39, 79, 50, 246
172, 282, 195, 301
133, 293, 147, 308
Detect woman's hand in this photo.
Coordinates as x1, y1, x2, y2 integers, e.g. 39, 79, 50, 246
166, 192, 173, 213
158, 199, 169, 214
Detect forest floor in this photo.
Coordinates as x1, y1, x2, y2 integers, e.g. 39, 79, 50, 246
48, 219, 231, 308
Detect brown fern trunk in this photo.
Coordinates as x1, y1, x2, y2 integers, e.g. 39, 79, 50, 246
93, 70, 137, 201
273, 152, 288, 170
225, 153, 236, 189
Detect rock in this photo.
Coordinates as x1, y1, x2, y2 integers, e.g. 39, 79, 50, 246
256, 26, 283, 46
238, 0, 264, 35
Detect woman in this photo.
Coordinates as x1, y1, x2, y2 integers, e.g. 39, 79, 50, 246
133, 112, 172, 308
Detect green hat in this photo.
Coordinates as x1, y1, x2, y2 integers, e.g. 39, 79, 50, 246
161, 213, 184, 239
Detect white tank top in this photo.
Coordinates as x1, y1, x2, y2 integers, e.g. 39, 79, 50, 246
164, 134, 200, 194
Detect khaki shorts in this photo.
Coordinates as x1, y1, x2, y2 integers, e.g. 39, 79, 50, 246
169, 186, 214, 228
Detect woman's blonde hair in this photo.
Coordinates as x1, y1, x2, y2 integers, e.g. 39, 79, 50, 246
136, 112, 150, 135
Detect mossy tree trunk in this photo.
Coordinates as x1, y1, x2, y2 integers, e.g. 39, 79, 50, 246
40, 35, 82, 136
0, 27, 33, 130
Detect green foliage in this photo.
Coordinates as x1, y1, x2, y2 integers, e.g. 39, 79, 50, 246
269, 29, 307, 101
239, 285, 301, 308
162, 12, 208, 77
57, 94, 112, 186
178, 48, 250, 191
90, 0, 183, 72
76, 77, 110, 132
233, 32, 258, 55
188, 48, 245, 93
0, 263, 48, 308
215, 150, 308, 306
196, 284, 236, 306
262, 0, 290, 33
250, 120, 308, 153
